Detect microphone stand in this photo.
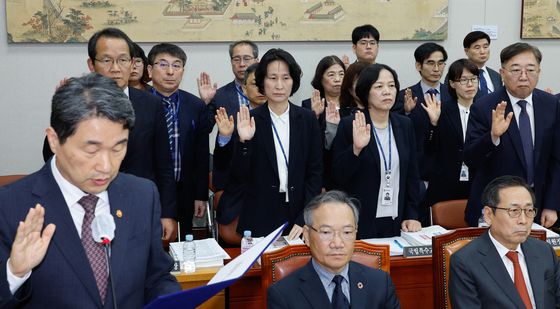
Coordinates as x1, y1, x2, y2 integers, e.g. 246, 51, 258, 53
102, 238, 118, 309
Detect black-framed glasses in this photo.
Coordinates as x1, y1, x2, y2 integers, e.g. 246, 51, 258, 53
231, 56, 255, 64
307, 225, 356, 242
455, 76, 479, 85
357, 39, 377, 47
504, 67, 539, 77
489, 206, 537, 218
95, 57, 132, 68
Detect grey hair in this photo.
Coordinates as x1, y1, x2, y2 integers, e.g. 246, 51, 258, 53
50, 73, 135, 144
303, 190, 360, 226
228, 40, 259, 59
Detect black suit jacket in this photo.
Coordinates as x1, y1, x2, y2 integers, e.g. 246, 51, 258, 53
473, 66, 503, 102
393, 82, 451, 179
229, 103, 323, 237
423, 99, 472, 208
331, 112, 420, 239
463, 87, 560, 226
42, 87, 177, 219
0, 162, 180, 309
208, 81, 240, 127
267, 260, 400, 309
449, 231, 560, 309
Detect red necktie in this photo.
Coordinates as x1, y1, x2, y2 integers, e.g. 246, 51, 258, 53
505, 251, 532, 309
79, 194, 108, 303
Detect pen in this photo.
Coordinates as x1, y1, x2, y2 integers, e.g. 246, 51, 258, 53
394, 239, 404, 249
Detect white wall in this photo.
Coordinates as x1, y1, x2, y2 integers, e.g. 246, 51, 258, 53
1, 0, 559, 174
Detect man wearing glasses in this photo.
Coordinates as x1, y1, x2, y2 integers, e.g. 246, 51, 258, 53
147, 43, 209, 236
464, 42, 560, 228
449, 175, 560, 308
351, 24, 380, 64
267, 190, 400, 309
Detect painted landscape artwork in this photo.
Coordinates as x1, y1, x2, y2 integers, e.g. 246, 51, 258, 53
522, 0, 560, 39
6, 0, 448, 43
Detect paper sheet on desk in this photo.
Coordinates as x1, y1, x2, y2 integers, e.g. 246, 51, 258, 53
169, 238, 230, 262
363, 237, 411, 256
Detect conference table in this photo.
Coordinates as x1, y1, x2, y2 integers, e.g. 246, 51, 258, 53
175, 248, 434, 309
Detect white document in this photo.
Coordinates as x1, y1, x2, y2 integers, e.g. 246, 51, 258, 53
362, 237, 410, 256
531, 223, 560, 238
169, 238, 230, 262
401, 225, 448, 246
208, 224, 286, 285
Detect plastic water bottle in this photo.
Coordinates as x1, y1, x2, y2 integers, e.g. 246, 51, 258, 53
478, 209, 488, 227
182, 234, 196, 273
241, 230, 254, 254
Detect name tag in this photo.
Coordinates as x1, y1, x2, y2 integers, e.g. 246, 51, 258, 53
382, 187, 394, 206
460, 163, 469, 182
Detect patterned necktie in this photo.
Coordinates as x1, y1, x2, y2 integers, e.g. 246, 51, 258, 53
517, 100, 534, 186
78, 194, 108, 303
479, 69, 489, 94
506, 251, 532, 309
331, 275, 350, 309
163, 97, 181, 181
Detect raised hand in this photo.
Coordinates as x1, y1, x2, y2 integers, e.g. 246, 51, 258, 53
197, 72, 218, 105
9, 204, 56, 278
237, 105, 256, 142
215, 107, 234, 137
491, 101, 513, 143
341, 54, 350, 68
352, 111, 371, 156
310, 89, 325, 118
325, 100, 340, 125
403, 88, 418, 113
421, 93, 441, 126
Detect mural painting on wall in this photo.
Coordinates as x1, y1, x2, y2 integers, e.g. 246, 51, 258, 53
522, 0, 560, 38
6, 0, 448, 43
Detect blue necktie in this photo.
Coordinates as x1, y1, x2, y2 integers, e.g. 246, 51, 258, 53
331, 275, 350, 309
427, 88, 439, 98
163, 98, 181, 181
517, 100, 534, 186
479, 69, 489, 94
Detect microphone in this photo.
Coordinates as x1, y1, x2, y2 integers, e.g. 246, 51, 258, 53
91, 212, 117, 309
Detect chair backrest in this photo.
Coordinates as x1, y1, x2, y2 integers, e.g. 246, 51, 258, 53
432, 227, 546, 309
432, 199, 469, 229
213, 190, 242, 245
261, 240, 389, 305
0, 174, 26, 187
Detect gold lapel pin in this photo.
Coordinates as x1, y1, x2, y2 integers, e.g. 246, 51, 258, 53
116, 209, 123, 218
357, 282, 364, 289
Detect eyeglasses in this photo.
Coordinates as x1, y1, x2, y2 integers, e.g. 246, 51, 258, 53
307, 225, 356, 242
95, 57, 132, 68
424, 60, 446, 68
489, 206, 537, 218
357, 39, 377, 47
132, 58, 144, 67
231, 56, 255, 64
455, 76, 479, 85
504, 67, 539, 77
154, 61, 183, 71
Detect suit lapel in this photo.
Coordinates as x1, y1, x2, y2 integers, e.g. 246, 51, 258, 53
34, 163, 102, 306
177, 91, 189, 152
443, 101, 464, 146
522, 240, 544, 309
364, 110, 381, 171
532, 91, 544, 167
348, 262, 367, 308
298, 262, 332, 309
288, 104, 302, 183
255, 104, 279, 179
227, 82, 241, 115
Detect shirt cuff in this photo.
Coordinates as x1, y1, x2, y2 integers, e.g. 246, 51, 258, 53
6, 259, 31, 295
217, 134, 232, 147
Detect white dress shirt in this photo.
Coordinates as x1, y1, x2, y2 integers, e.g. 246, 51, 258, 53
269, 105, 290, 199
480, 66, 496, 93
7, 156, 110, 294
373, 124, 400, 219
457, 103, 470, 141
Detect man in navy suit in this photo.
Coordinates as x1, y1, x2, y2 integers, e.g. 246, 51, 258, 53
0, 73, 180, 308
464, 42, 560, 227
267, 190, 400, 308
462, 31, 502, 101
449, 176, 560, 308
147, 43, 209, 236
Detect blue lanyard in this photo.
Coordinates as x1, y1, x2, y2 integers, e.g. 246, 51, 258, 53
234, 83, 250, 103
372, 121, 392, 181
271, 121, 289, 169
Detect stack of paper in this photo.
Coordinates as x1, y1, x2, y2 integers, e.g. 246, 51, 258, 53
401, 225, 448, 246
363, 237, 411, 256
169, 238, 231, 268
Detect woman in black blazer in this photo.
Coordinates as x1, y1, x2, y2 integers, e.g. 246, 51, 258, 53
332, 63, 421, 239
422, 59, 479, 215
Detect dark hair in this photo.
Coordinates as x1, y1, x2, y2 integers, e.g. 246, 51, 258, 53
131, 42, 150, 84
340, 62, 369, 110
255, 48, 302, 96
351, 24, 380, 44
51, 73, 135, 144
355, 63, 400, 108
88, 28, 134, 62
463, 31, 490, 49
243, 63, 259, 85
147, 43, 187, 66
311, 55, 345, 98
446, 59, 480, 101
414, 42, 448, 64
500, 42, 542, 66
303, 190, 360, 226
229, 40, 259, 59
482, 175, 535, 212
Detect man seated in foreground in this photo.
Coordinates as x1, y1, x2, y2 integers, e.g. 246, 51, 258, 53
0, 73, 180, 308
449, 175, 560, 308
267, 190, 400, 309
